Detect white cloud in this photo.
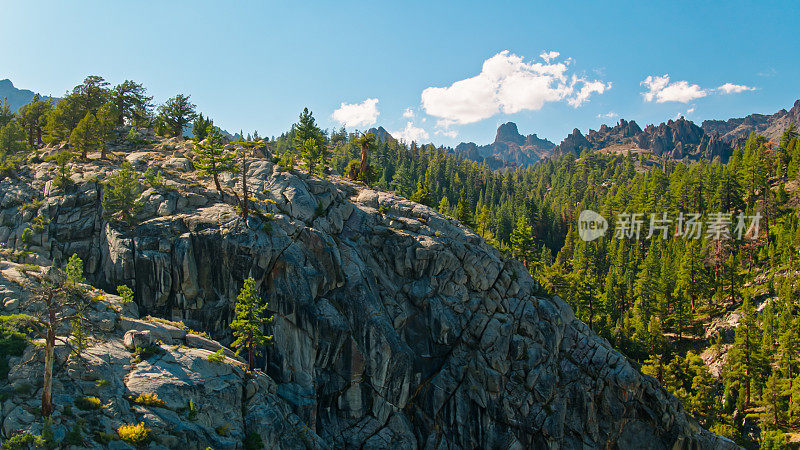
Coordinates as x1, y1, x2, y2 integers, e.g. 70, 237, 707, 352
436, 129, 458, 138
569, 79, 611, 107
332, 98, 379, 127
420, 50, 609, 126
540, 51, 560, 63
597, 111, 618, 119
687, 107, 695, 114
717, 83, 756, 94
402, 108, 414, 118
391, 121, 429, 144
641, 75, 707, 103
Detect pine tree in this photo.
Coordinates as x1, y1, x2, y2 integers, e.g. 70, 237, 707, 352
410, 167, 432, 206
230, 277, 273, 371
24, 270, 93, 416
194, 129, 235, 193
0, 98, 12, 127
111, 80, 153, 126
157, 94, 197, 137
438, 196, 450, 215
476, 205, 491, 237
292, 108, 327, 172
102, 162, 142, 224
456, 188, 471, 225
69, 112, 100, 159
0, 120, 26, 158
96, 103, 118, 159
354, 132, 377, 183
510, 215, 535, 267
761, 370, 786, 426
65, 253, 85, 285
17, 94, 52, 148
728, 297, 761, 409
192, 113, 213, 142
300, 137, 323, 174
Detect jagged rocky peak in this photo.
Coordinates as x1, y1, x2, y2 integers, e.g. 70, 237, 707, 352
494, 122, 526, 145
555, 127, 591, 155
452, 122, 555, 168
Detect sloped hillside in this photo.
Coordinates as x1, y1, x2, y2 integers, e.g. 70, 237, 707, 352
0, 134, 737, 448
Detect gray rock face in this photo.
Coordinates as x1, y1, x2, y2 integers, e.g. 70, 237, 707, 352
0, 151, 737, 449
454, 122, 556, 169
0, 261, 323, 449
702, 98, 800, 145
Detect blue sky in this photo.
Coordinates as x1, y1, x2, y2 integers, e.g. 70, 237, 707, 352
2, 1, 798, 146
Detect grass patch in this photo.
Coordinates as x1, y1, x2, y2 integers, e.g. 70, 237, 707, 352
75, 396, 102, 410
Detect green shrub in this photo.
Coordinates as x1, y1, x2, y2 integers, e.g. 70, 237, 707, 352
142, 167, 165, 189
126, 128, 148, 147
243, 432, 264, 450
63, 420, 85, 446
131, 392, 165, 407
1, 432, 43, 449
117, 422, 152, 445
131, 342, 163, 363
94, 431, 116, 445
206, 349, 226, 364
1, 314, 33, 379
117, 285, 134, 304
20, 228, 32, 247
13, 383, 32, 395
96, 379, 110, 388
75, 396, 102, 410
102, 162, 143, 224
187, 398, 198, 420
20, 263, 39, 273
65, 253, 85, 284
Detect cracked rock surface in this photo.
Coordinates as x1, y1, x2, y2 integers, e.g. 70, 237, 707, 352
0, 143, 737, 449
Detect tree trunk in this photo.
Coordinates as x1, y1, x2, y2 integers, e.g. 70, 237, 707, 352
360, 143, 368, 182
240, 149, 249, 218
41, 329, 55, 417
248, 343, 254, 371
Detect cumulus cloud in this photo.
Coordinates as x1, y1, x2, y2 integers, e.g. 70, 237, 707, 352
597, 111, 618, 119
641, 75, 707, 103
402, 108, 414, 118
717, 83, 756, 94
569, 79, 611, 107
391, 122, 429, 144
540, 50, 560, 63
420, 50, 610, 126
332, 98, 379, 127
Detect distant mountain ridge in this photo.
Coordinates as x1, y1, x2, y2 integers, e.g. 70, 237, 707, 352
441, 99, 800, 167
0, 79, 55, 111
701, 99, 800, 147
554, 117, 731, 161
453, 122, 556, 168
